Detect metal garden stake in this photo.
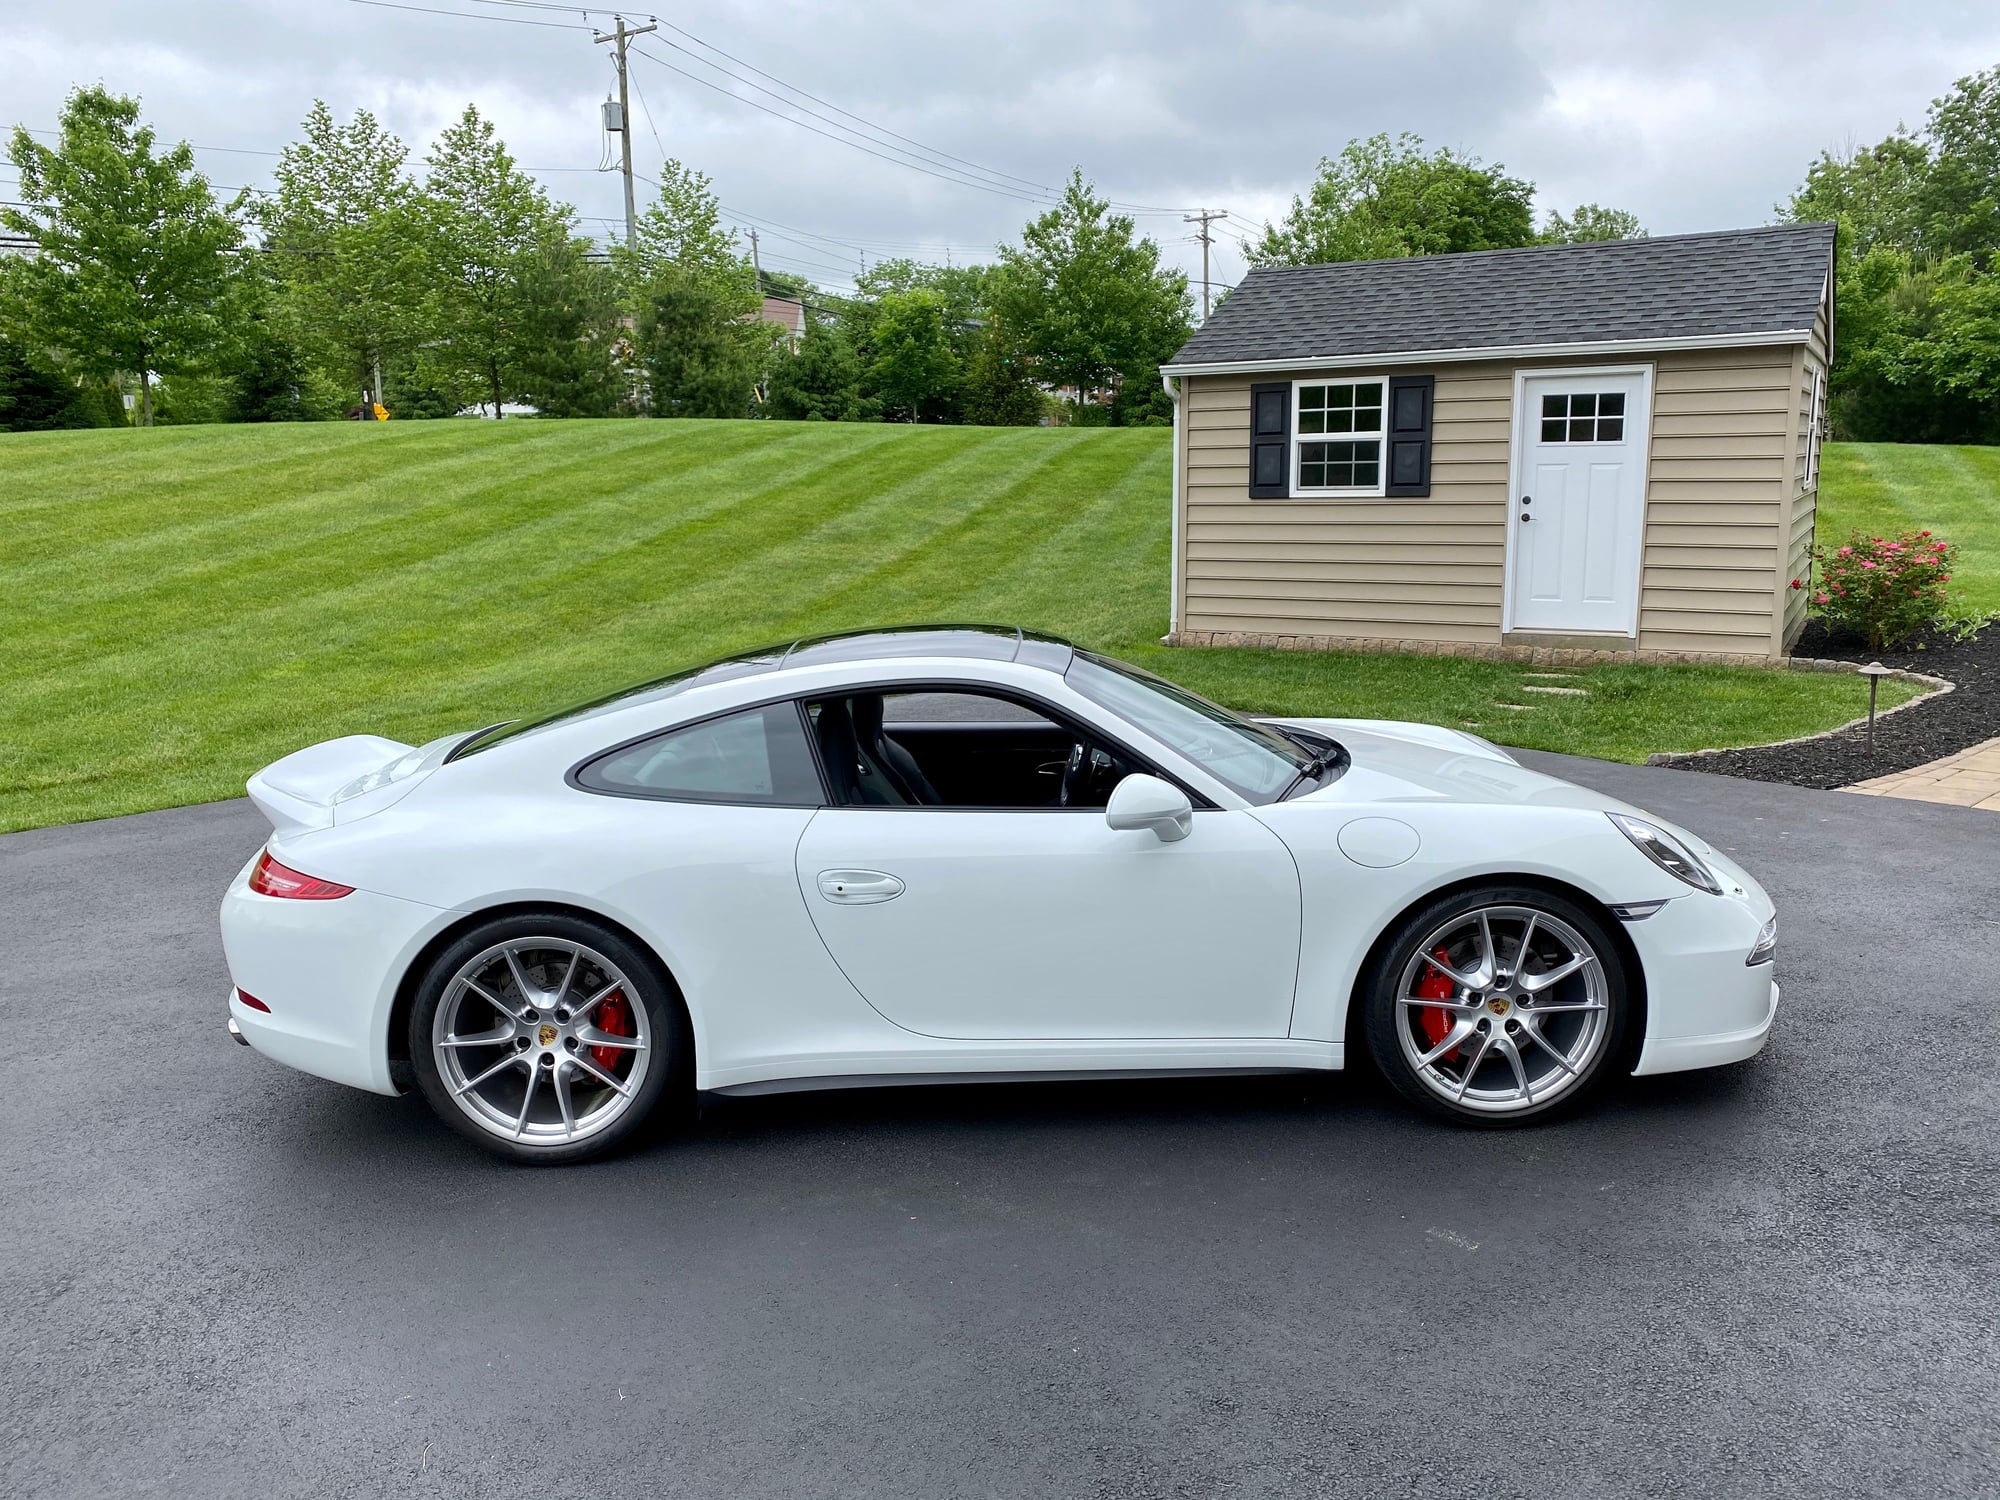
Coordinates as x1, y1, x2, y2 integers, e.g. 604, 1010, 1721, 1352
1858, 661, 1891, 754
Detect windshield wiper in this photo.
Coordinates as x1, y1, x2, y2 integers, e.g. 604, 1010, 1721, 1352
1278, 736, 1346, 800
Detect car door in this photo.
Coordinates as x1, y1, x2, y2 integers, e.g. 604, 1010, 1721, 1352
792, 688, 1302, 1042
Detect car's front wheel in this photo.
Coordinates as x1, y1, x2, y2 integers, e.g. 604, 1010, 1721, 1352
1361, 886, 1632, 1125
409, 913, 686, 1164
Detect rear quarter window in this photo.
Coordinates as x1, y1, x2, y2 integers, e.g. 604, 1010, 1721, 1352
575, 704, 824, 806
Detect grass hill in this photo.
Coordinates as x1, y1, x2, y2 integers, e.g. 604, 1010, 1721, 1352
0, 420, 1924, 832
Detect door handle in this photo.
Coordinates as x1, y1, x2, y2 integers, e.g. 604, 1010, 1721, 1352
816, 869, 905, 904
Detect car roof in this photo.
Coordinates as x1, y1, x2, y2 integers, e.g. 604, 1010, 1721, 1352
782, 624, 1074, 672
450, 625, 1076, 760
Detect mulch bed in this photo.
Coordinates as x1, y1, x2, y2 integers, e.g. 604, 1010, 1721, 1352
1649, 618, 2000, 790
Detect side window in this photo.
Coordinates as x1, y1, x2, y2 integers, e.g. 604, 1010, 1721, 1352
577, 704, 824, 805
807, 687, 1140, 810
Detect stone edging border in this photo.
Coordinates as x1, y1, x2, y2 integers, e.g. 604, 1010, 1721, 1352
1644, 662, 1953, 765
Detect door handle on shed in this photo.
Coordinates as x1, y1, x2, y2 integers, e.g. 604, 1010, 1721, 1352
816, 869, 905, 904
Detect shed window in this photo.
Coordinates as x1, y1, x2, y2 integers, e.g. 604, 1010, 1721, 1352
1804, 369, 1826, 491
1294, 380, 1386, 494
1540, 391, 1625, 443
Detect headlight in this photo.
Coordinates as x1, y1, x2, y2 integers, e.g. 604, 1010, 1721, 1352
1746, 915, 1777, 966
1607, 813, 1723, 895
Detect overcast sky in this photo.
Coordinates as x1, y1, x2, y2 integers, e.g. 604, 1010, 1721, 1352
5, 1, 1998, 298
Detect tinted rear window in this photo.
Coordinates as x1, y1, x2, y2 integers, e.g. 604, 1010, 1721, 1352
576, 704, 825, 805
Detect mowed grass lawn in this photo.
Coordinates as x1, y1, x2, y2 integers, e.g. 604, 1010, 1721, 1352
1817, 442, 2000, 612
1, 421, 1921, 833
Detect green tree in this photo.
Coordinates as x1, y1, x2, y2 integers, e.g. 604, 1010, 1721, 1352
1, 87, 242, 425
1787, 133, 1934, 256
638, 267, 761, 418
1248, 134, 1535, 267
419, 105, 583, 416
1540, 204, 1647, 243
617, 159, 755, 305
258, 101, 429, 406
1923, 64, 2000, 263
510, 240, 625, 417
994, 171, 1192, 412
767, 312, 862, 420
1781, 65, 2000, 443
962, 317, 1043, 426
868, 288, 962, 421
0, 336, 96, 430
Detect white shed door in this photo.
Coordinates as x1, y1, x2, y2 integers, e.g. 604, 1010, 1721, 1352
1509, 372, 1650, 634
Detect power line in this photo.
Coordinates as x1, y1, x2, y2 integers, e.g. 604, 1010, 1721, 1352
468, 0, 1054, 197
636, 34, 1053, 202
625, 49, 668, 163
346, 0, 591, 29
381, 0, 1209, 214
716, 204, 972, 257
467, 0, 1207, 213
628, 45, 1059, 206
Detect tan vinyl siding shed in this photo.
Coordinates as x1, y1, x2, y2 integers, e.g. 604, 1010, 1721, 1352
1162, 224, 1836, 664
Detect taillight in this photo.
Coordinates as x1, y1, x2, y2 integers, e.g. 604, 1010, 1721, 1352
236, 989, 272, 1013
248, 850, 354, 900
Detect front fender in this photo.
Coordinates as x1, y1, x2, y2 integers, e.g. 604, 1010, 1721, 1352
1253, 802, 1687, 1043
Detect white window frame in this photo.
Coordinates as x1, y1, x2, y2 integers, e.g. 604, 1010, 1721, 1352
1804, 367, 1826, 492
1291, 376, 1388, 498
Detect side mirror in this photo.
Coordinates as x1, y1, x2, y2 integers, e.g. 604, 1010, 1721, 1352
1104, 774, 1193, 843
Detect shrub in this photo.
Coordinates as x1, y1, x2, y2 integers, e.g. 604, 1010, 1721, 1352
1798, 528, 1958, 649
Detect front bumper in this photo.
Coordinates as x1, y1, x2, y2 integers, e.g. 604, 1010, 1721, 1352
1633, 980, 1779, 1074
1624, 860, 1781, 1075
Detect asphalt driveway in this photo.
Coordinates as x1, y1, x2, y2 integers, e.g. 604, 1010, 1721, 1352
2, 755, 1995, 1499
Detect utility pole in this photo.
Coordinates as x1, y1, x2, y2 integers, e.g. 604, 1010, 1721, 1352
1183, 208, 1227, 321
748, 226, 761, 290
594, 16, 657, 247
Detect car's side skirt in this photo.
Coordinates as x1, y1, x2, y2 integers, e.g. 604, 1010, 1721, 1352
698, 1039, 1342, 1094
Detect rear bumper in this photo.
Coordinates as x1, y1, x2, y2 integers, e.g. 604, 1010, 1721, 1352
220, 865, 450, 1096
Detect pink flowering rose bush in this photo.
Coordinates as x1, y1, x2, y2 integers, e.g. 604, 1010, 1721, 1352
1795, 529, 1958, 650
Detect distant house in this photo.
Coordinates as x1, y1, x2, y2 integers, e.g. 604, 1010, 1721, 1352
1160, 224, 1835, 664
758, 295, 805, 348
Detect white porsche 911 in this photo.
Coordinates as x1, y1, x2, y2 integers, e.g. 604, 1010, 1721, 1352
221, 626, 1778, 1162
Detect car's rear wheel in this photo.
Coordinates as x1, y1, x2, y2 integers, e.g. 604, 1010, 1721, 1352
1361, 886, 1631, 1126
410, 913, 686, 1164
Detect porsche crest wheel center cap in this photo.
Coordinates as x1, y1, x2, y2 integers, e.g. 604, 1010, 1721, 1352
1486, 996, 1512, 1017
537, 1023, 558, 1047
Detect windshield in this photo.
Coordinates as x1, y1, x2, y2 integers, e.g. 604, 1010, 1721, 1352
1064, 651, 1316, 803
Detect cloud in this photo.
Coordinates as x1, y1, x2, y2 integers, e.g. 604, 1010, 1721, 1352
6, 0, 1997, 293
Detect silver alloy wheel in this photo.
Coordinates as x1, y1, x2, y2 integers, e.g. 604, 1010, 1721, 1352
432, 938, 652, 1148
1394, 904, 1610, 1116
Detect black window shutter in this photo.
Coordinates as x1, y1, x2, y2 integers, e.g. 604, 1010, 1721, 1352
1385, 374, 1434, 497
1248, 382, 1290, 499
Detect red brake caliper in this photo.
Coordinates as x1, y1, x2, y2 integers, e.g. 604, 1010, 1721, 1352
591, 990, 633, 1074
1414, 946, 1459, 1058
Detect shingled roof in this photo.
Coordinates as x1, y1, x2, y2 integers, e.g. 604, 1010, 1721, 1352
1164, 222, 1835, 371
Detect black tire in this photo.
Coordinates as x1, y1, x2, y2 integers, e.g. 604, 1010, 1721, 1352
409, 911, 689, 1165
1360, 884, 1631, 1127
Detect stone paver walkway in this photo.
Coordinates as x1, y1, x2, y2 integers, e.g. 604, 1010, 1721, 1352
1845, 736, 2000, 811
